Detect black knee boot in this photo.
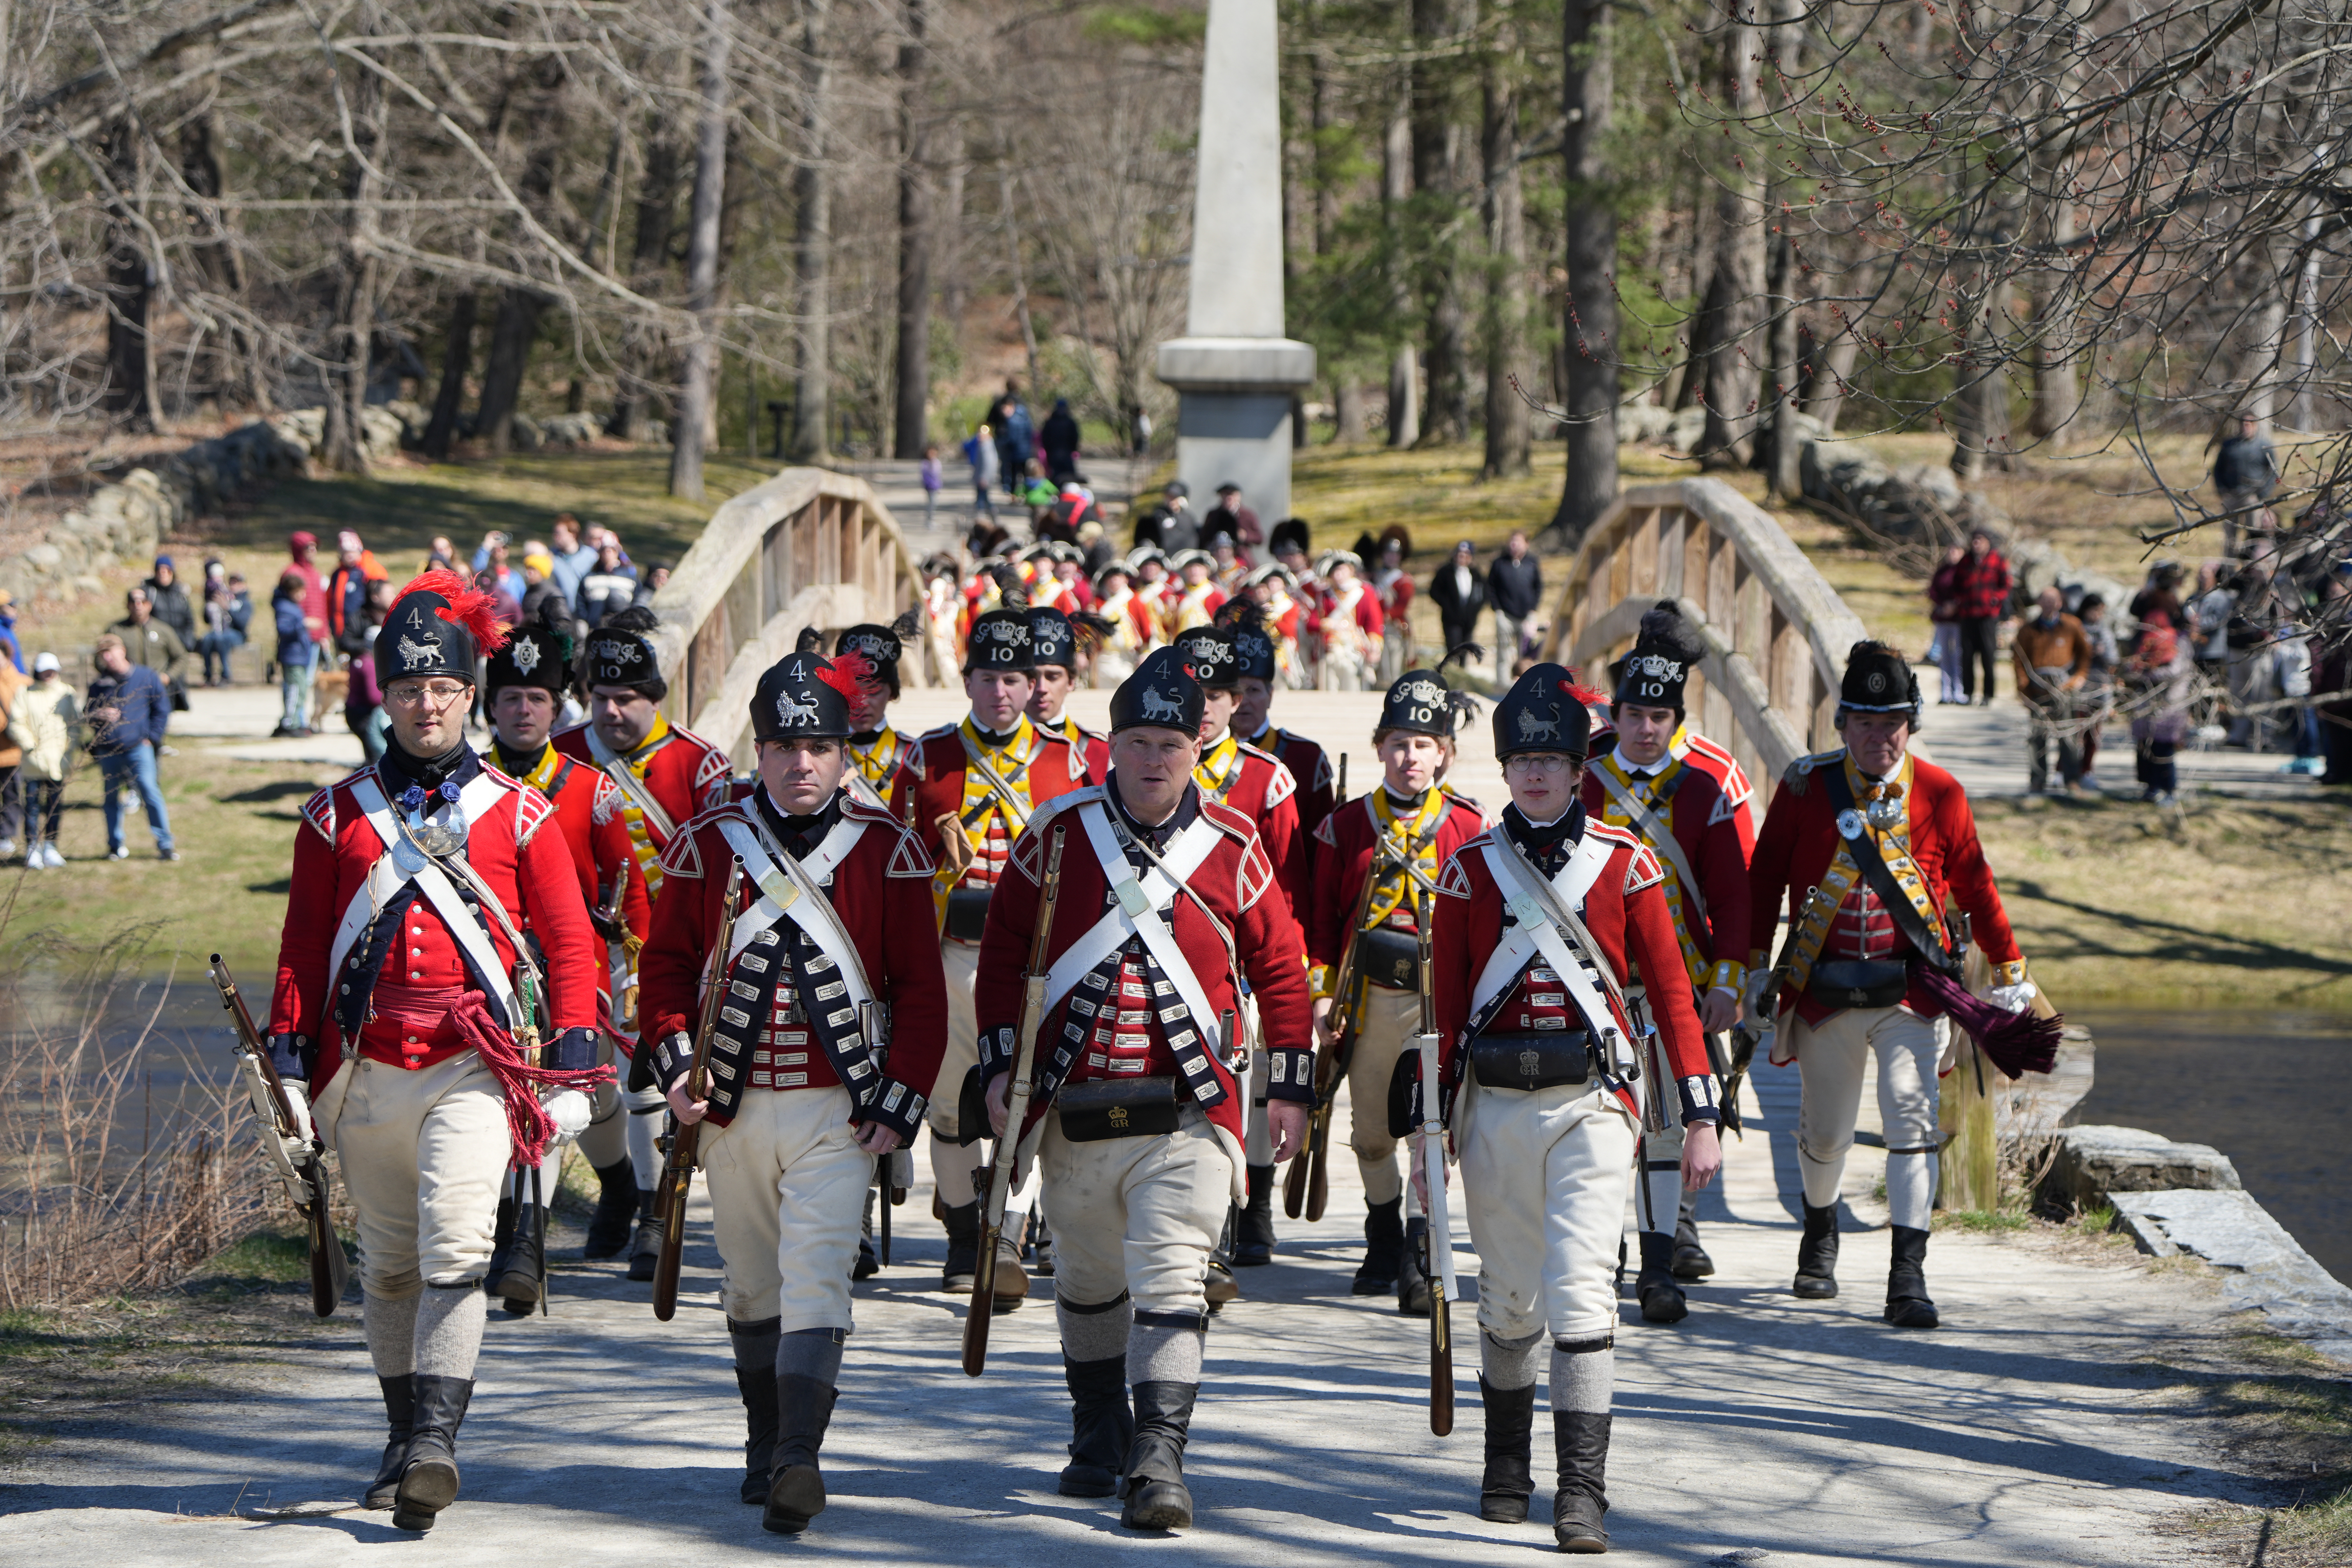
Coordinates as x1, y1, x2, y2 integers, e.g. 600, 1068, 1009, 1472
483, 1195, 517, 1295
855, 1188, 880, 1280
1355, 1197, 1403, 1295
362, 1375, 413, 1509
730, 1315, 783, 1504
1884, 1225, 1940, 1329
1059, 1354, 1135, 1498
1397, 1217, 1432, 1318
1634, 1231, 1688, 1325
1122, 1381, 1199, 1531
1477, 1377, 1537, 1523
764, 1374, 839, 1533
941, 1200, 981, 1292
496, 1199, 545, 1315
1794, 1201, 1841, 1299
1671, 1209, 1714, 1279
627, 1188, 661, 1282
583, 1158, 637, 1259
391, 1374, 473, 1532
1551, 1410, 1611, 1553
1235, 1164, 1277, 1266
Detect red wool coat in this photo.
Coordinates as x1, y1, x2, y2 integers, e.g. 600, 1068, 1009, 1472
551, 718, 732, 849
1746, 749, 2023, 1023
887, 718, 1089, 897
972, 785, 1317, 1147
1580, 738, 1755, 994
1194, 736, 1308, 917
1307, 787, 1488, 979
492, 745, 650, 1006
269, 764, 601, 1089
1247, 724, 1338, 842
635, 792, 951, 1132
1042, 713, 1112, 785
1430, 821, 1711, 1109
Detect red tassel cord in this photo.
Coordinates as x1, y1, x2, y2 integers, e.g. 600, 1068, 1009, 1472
447, 993, 617, 1168
1911, 965, 2063, 1079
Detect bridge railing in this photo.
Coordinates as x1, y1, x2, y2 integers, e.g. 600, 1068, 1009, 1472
1541, 478, 1869, 797
644, 469, 929, 766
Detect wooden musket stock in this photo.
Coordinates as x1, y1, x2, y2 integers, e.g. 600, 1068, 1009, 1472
652, 856, 743, 1322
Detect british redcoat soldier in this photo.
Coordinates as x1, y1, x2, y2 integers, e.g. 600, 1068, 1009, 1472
833, 615, 921, 810
1025, 603, 1113, 781
1224, 599, 1337, 841
1747, 642, 2051, 1328
1305, 659, 1485, 1306
1428, 663, 1721, 1552
479, 623, 651, 1306
1581, 605, 1755, 1324
552, 604, 733, 1280
887, 607, 1088, 1302
639, 648, 948, 1534
973, 646, 1316, 1531
267, 572, 607, 1533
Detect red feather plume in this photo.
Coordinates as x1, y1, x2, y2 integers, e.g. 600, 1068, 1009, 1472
399, 568, 509, 656
817, 650, 874, 696
1558, 676, 1610, 709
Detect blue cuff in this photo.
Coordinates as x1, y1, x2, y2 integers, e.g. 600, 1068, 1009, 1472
977, 1024, 1018, 1085
858, 1078, 930, 1144
267, 1032, 308, 1081
651, 1031, 693, 1093
1264, 1047, 1315, 1104
548, 1026, 598, 1073
1677, 1073, 1723, 1127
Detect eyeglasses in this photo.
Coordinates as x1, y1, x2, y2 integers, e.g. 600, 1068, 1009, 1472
385, 681, 471, 709
1504, 753, 1577, 777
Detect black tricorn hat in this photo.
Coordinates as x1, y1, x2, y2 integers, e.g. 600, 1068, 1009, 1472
1111, 645, 1205, 735
376, 569, 507, 689
1840, 640, 1920, 715
1170, 623, 1238, 690
965, 608, 1035, 673
1492, 663, 1597, 761
485, 622, 570, 698
752, 649, 864, 743
1612, 601, 1705, 714
1026, 606, 1077, 671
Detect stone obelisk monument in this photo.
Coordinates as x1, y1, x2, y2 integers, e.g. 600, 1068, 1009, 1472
1155, 0, 1315, 526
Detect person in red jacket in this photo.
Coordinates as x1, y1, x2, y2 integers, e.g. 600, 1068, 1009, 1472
1305, 660, 1485, 1305
1025, 603, 1112, 781
639, 647, 947, 1535
1224, 598, 1336, 841
266, 571, 606, 1533
1747, 641, 2040, 1329
973, 645, 1315, 1532
479, 623, 651, 1293
552, 605, 732, 1279
1427, 662, 1720, 1550
1582, 604, 1756, 1324
888, 607, 1088, 1302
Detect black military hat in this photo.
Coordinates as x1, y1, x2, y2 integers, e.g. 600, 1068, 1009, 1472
1840, 640, 1920, 715
485, 622, 570, 698
965, 607, 1035, 673
1379, 669, 1460, 738
1170, 623, 1238, 690
752, 649, 859, 743
1218, 601, 1278, 682
1026, 605, 1078, 671
583, 606, 667, 697
1612, 601, 1705, 714
1111, 645, 1205, 735
375, 569, 506, 689
836, 612, 920, 698
1492, 663, 1596, 761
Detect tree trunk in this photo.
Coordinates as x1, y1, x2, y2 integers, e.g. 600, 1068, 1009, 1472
612, 115, 685, 441
1480, 37, 1530, 480
100, 117, 156, 433
1383, 96, 1421, 448
1697, 13, 1765, 470
1412, 0, 1472, 445
477, 285, 545, 454
788, 0, 835, 463
939, 130, 969, 333
321, 0, 387, 474
892, 0, 933, 459
1336, 382, 1367, 442
1801, 317, 1860, 432
1548, 0, 1616, 544
1754, 0, 1810, 498
2026, 162, 2084, 440
670, 0, 736, 501
177, 68, 270, 412
422, 291, 478, 460
1949, 275, 2016, 479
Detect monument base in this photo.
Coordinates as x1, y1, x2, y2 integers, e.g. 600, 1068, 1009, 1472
1157, 335, 1316, 530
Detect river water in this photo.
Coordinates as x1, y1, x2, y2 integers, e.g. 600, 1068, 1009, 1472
2073, 1008, 2351, 1285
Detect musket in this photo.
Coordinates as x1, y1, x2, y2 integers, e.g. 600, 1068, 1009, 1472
860, 999, 905, 1267
1413, 889, 1454, 1437
1285, 834, 1381, 1223
210, 955, 348, 1318
653, 855, 743, 1322
965, 822, 1067, 1376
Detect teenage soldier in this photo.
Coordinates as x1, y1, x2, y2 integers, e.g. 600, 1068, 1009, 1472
1582, 605, 1755, 1325
267, 572, 607, 1533
834, 616, 921, 809
1223, 600, 1337, 841
638, 648, 948, 1534
1307, 662, 1485, 1307
479, 624, 651, 1305
973, 646, 1316, 1531
1747, 642, 2042, 1329
1426, 662, 1721, 1551
553, 604, 733, 1281
1159, 548, 1227, 638
888, 608, 1088, 1302
1026, 603, 1113, 781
